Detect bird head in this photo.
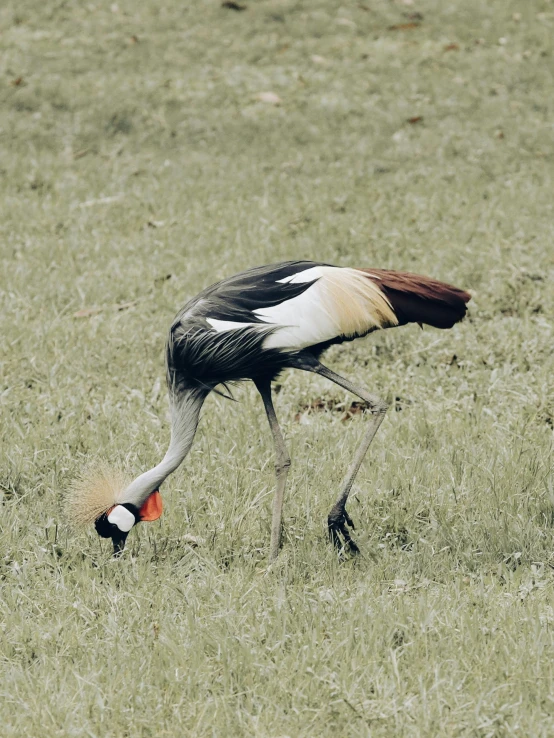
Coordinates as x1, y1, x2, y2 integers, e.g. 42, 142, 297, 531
66, 463, 163, 555
94, 493, 163, 554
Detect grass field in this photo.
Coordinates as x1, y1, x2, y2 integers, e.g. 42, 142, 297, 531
1, 0, 554, 735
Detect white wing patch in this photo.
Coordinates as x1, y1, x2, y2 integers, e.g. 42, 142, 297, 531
206, 266, 398, 351
276, 266, 325, 284
205, 318, 254, 333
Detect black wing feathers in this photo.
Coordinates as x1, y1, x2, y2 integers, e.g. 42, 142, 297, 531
167, 320, 295, 388
177, 261, 328, 325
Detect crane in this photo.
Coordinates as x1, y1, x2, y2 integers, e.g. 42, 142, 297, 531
69, 260, 470, 560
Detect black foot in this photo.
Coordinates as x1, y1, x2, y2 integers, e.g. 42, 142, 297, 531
328, 508, 360, 554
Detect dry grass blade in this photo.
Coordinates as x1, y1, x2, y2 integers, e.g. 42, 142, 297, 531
73, 300, 138, 318
388, 22, 420, 30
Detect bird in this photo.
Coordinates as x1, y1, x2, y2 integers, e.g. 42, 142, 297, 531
68, 260, 470, 560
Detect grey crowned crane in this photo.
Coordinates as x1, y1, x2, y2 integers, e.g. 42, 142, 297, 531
68, 260, 470, 560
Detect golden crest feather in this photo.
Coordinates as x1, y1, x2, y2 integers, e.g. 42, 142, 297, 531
65, 462, 131, 528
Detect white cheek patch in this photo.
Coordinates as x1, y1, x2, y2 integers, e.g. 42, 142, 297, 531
107, 505, 135, 533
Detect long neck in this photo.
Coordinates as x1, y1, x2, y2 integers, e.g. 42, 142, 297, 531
122, 386, 208, 508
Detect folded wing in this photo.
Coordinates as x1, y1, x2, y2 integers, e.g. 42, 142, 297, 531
193, 261, 470, 352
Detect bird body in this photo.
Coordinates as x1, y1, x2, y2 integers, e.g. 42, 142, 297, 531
168, 261, 469, 386
71, 261, 470, 558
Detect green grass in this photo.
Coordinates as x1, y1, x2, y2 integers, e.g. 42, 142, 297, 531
1, 0, 554, 734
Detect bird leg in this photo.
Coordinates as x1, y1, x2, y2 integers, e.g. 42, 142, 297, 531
254, 378, 291, 563
309, 361, 388, 553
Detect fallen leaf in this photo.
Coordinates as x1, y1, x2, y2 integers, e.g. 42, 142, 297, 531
257, 91, 282, 105
221, 1, 246, 9
73, 300, 138, 318
294, 398, 367, 423
10, 76, 23, 87
73, 307, 102, 318
114, 300, 137, 312
336, 17, 356, 27
182, 534, 205, 547
388, 22, 420, 30
407, 115, 423, 124
340, 402, 366, 422
281, 159, 302, 170
129, 35, 139, 44
73, 149, 89, 160
444, 42, 459, 51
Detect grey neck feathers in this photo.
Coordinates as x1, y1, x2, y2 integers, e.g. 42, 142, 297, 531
122, 387, 208, 508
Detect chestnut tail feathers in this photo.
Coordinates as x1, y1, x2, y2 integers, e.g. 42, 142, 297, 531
360, 269, 471, 330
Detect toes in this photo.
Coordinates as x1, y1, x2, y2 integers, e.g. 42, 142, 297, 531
338, 522, 359, 553
344, 535, 360, 554
327, 512, 360, 554
343, 510, 355, 530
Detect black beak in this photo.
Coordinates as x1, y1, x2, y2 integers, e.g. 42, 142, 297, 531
112, 530, 128, 556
